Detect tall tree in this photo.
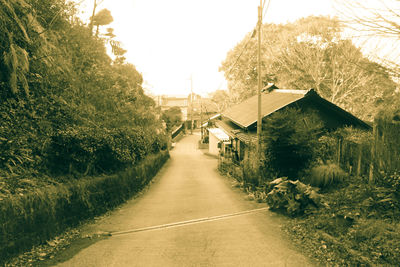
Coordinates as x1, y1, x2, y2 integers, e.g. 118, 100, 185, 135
220, 16, 397, 120
336, 0, 400, 76
209, 90, 230, 113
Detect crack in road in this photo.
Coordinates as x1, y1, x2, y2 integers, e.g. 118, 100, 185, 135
109, 207, 269, 237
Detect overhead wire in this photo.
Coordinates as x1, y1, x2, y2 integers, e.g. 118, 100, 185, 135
217, 0, 271, 91
262, 0, 271, 22
216, 27, 256, 91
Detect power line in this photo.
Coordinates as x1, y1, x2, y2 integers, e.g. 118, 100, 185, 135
217, 0, 271, 91
216, 27, 257, 91
226, 29, 256, 77
262, 0, 271, 22
223, 0, 271, 87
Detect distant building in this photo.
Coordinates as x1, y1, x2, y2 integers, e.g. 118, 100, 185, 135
154, 94, 218, 129
155, 95, 189, 121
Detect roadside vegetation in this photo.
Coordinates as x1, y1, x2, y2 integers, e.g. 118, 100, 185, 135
161, 107, 183, 133
0, 0, 169, 263
218, 8, 400, 265
219, 108, 400, 265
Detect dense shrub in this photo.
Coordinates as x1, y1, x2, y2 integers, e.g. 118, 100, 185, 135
262, 107, 323, 179
0, 151, 169, 264
44, 126, 168, 177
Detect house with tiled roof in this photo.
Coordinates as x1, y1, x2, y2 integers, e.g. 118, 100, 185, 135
214, 86, 371, 161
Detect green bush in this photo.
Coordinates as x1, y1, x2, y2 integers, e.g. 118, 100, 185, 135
314, 134, 338, 163
266, 177, 324, 216
45, 126, 167, 176
306, 163, 347, 189
0, 151, 169, 264
162, 107, 182, 133
262, 107, 323, 179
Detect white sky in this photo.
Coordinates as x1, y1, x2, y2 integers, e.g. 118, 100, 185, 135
75, 0, 336, 96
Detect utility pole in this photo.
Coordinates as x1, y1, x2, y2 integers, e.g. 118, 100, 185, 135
190, 75, 194, 135
200, 98, 203, 140
256, 0, 263, 162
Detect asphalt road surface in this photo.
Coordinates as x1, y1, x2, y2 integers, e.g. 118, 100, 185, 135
56, 133, 313, 267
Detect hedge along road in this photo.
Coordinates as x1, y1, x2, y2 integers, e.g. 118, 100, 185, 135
55, 133, 313, 267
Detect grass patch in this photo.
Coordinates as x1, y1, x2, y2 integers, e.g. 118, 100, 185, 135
306, 163, 346, 189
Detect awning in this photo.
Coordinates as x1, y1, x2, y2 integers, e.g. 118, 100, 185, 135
208, 128, 230, 141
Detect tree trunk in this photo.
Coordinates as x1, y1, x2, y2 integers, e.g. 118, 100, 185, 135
89, 0, 97, 35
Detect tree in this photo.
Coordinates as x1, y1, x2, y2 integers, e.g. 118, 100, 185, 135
262, 108, 323, 179
274, 34, 396, 120
162, 107, 182, 132
89, 0, 104, 35
209, 90, 230, 113
336, 0, 400, 76
92, 8, 113, 37
220, 16, 397, 120
337, 0, 400, 39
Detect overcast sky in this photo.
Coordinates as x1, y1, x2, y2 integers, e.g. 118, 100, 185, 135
76, 0, 336, 96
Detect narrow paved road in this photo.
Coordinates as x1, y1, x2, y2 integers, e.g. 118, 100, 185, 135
56, 133, 312, 266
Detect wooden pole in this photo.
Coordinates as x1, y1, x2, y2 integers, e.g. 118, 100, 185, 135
200, 101, 203, 139
357, 145, 362, 176
190, 75, 193, 135
369, 124, 377, 184
337, 138, 341, 165
256, 1, 262, 164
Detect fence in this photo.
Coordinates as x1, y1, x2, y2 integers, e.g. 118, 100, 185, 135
335, 122, 400, 182
171, 124, 184, 140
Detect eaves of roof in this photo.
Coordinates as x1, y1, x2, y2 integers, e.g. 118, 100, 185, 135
208, 128, 230, 141
236, 132, 257, 144
214, 119, 241, 138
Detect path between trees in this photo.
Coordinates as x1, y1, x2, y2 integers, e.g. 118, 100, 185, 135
55, 133, 313, 266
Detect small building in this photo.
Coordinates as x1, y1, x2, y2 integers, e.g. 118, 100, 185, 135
207, 128, 230, 156
215, 87, 371, 161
